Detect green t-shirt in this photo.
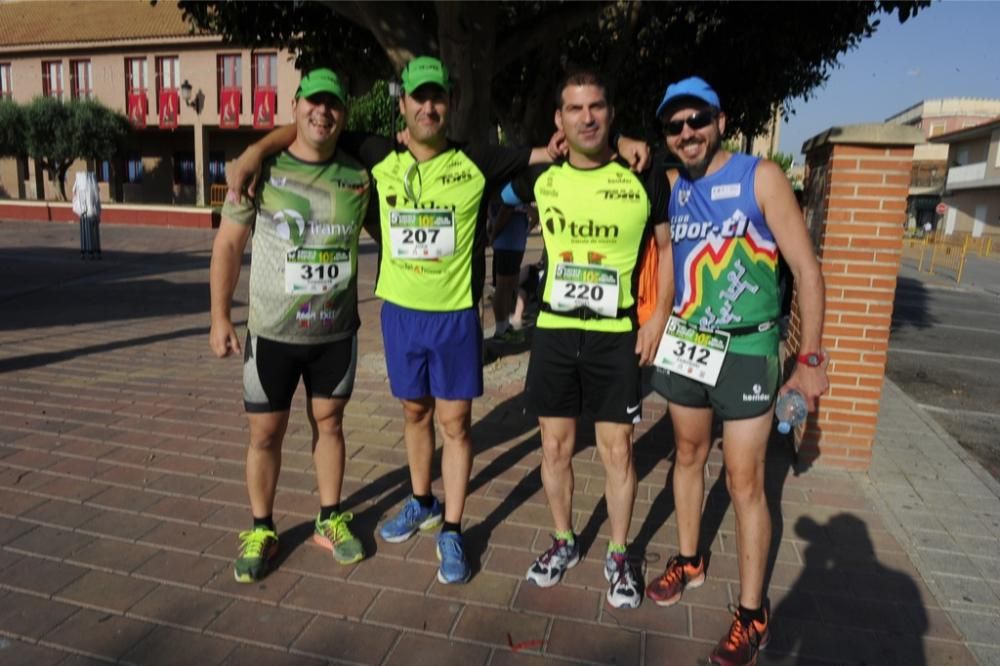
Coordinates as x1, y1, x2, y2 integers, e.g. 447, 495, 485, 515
343, 134, 530, 312
221, 149, 371, 343
512, 159, 669, 332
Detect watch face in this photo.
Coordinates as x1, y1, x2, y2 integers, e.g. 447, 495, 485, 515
806, 353, 821, 367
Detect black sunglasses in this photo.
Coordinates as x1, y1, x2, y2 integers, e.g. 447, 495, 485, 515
661, 109, 717, 136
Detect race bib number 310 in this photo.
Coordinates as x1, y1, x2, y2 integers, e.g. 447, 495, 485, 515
389, 209, 455, 259
285, 247, 351, 294
654, 316, 730, 386
550, 263, 620, 318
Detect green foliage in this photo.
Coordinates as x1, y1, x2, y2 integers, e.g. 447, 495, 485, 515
769, 151, 795, 175
23, 97, 130, 200
0, 99, 26, 157
346, 80, 400, 137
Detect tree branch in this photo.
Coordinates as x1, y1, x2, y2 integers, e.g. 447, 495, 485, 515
495, 3, 607, 71
323, 1, 437, 71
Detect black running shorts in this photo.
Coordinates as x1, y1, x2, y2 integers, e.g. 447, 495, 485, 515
242, 333, 357, 413
649, 351, 779, 420
526, 327, 642, 424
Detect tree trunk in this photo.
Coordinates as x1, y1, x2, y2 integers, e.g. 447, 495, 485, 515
436, 1, 497, 144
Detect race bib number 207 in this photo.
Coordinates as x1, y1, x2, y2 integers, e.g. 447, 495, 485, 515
389, 209, 455, 259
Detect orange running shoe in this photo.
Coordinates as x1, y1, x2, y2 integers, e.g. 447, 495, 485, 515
645, 554, 705, 606
709, 604, 770, 666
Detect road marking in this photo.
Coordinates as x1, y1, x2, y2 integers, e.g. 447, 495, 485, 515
888, 348, 1000, 364
918, 403, 1000, 419
892, 322, 1000, 336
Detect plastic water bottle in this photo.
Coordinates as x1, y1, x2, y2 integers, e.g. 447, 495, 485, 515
775, 390, 807, 434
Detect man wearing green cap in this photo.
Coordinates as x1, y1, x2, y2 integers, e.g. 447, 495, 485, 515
226, 56, 646, 585
210, 67, 373, 582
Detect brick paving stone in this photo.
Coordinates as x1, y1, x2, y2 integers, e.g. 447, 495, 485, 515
487, 650, 555, 666
205, 599, 313, 649
128, 584, 232, 630
0, 555, 88, 596
121, 625, 236, 666
146, 472, 218, 498
280, 576, 378, 619
88, 486, 162, 513
76, 509, 159, 541
349, 555, 437, 593
383, 633, 491, 666
0, 515, 38, 544
20, 499, 104, 530
513, 581, 601, 621
0, 589, 80, 639
291, 615, 399, 663
546, 618, 641, 664
40, 607, 155, 661
33, 475, 107, 503
365, 589, 460, 634
55, 570, 157, 613
220, 644, 325, 666
453, 605, 549, 649
132, 549, 227, 589
0, 638, 72, 666
644, 634, 717, 666
71, 535, 159, 571
6, 524, 95, 560
140, 521, 226, 554
0, 488, 47, 516
205, 566, 302, 605
143, 495, 218, 524
429, 569, 520, 607
603, 599, 689, 636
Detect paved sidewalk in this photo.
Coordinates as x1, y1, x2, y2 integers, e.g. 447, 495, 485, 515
0, 220, 994, 664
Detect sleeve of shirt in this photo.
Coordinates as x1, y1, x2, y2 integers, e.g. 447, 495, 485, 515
221, 161, 267, 226
338, 131, 394, 169
643, 163, 671, 228
464, 143, 533, 190
507, 163, 550, 204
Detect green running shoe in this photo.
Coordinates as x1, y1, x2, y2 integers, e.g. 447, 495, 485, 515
233, 526, 279, 583
313, 511, 365, 565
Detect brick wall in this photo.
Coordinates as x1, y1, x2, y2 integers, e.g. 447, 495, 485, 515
795, 126, 922, 469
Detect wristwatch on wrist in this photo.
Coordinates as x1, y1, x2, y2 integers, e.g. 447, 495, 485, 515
797, 351, 824, 367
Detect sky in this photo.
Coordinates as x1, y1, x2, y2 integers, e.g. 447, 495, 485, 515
779, 0, 1000, 161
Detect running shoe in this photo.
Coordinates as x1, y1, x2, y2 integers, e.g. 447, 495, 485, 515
604, 551, 642, 609
233, 526, 278, 583
709, 604, 770, 666
436, 531, 471, 584
379, 496, 444, 543
496, 326, 525, 344
313, 511, 364, 565
646, 554, 706, 606
525, 535, 580, 588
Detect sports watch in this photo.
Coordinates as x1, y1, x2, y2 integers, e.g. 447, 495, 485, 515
797, 351, 825, 367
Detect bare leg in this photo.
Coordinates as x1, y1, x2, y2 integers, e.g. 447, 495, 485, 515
401, 397, 435, 496
667, 403, 714, 556
594, 421, 636, 545
539, 417, 577, 533
308, 397, 348, 507
435, 398, 473, 524
246, 411, 290, 518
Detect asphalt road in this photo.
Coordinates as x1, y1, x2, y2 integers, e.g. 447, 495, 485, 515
888, 257, 1000, 479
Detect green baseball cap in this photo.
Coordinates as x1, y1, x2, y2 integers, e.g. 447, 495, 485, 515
401, 56, 451, 93
296, 68, 347, 103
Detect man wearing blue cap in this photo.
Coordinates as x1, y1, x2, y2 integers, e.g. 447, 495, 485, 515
210, 68, 371, 582
644, 76, 828, 666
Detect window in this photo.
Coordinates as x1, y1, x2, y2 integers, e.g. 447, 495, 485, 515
70, 59, 92, 100
251, 52, 277, 99
929, 122, 946, 138
174, 152, 195, 186
125, 57, 148, 95
97, 160, 111, 183
217, 54, 242, 113
41, 60, 64, 100
155, 56, 180, 113
126, 154, 143, 184
208, 152, 226, 184
0, 63, 11, 99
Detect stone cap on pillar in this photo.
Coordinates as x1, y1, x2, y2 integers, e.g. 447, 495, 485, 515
802, 123, 924, 154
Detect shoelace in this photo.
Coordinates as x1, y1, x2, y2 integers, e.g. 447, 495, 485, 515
238, 529, 274, 557
400, 499, 424, 523
609, 553, 634, 587
439, 534, 464, 559
319, 512, 354, 542
722, 606, 762, 651
539, 536, 570, 565
657, 555, 689, 587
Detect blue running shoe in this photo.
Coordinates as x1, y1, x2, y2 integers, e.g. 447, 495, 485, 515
379, 496, 444, 543
436, 531, 471, 584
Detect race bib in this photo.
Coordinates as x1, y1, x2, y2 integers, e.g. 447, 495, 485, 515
389, 209, 455, 259
285, 247, 352, 294
654, 316, 730, 386
550, 263, 620, 318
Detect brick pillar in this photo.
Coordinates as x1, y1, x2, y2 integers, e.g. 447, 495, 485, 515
792, 124, 924, 470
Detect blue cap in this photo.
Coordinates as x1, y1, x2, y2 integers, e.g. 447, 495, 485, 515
655, 76, 721, 119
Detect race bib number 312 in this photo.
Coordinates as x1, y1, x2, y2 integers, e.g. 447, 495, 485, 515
389, 209, 455, 259
654, 316, 730, 386
285, 247, 351, 294
550, 263, 620, 318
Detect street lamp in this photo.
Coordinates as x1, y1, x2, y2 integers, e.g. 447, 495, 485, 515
180, 79, 202, 112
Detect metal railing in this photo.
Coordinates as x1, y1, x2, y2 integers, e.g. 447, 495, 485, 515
902, 230, 998, 284
210, 184, 227, 207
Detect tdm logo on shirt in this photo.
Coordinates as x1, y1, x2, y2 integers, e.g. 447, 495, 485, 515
440, 170, 474, 185
597, 189, 641, 201
542, 206, 619, 238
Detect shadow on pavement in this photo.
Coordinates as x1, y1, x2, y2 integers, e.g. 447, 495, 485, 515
890, 275, 936, 332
